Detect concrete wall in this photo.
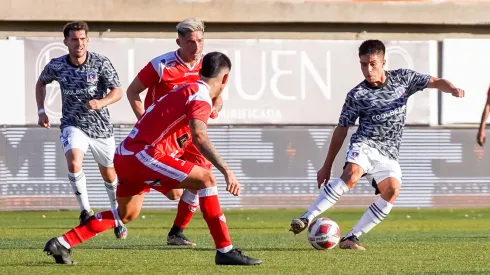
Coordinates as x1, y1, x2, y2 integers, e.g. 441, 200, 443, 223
1, 0, 490, 40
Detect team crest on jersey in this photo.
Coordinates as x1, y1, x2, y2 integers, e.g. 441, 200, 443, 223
177, 133, 190, 148
87, 72, 98, 83
394, 86, 405, 98
349, 151, 360, 159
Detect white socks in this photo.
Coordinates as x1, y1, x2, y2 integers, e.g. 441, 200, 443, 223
301, 178, 349, 222
104, 180, 118, 210
345, 197, 393, 238
69, 170, 90, 212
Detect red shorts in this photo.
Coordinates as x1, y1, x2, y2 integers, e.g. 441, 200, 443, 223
114, 148, 195, 198
180, 142, 212, 170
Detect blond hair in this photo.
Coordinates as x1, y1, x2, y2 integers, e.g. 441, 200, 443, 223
176, 18, 205, 36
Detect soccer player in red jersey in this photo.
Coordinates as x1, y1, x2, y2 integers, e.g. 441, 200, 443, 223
43, 51, 262, 266
477, 86, 490, 146
126, 18, 222, 246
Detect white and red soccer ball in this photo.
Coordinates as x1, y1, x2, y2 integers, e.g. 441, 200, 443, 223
307, 217, 341, 250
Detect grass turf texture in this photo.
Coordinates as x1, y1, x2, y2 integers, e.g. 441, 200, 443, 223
0, 208, 489, 275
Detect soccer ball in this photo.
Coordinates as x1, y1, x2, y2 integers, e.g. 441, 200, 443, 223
307, 217, 341, 250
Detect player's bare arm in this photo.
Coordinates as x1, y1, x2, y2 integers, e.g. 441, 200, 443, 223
477, 93, 490, 146
35, 79, 50, 128
127, 77, 147, 119
427, 77, 465, 98
189, 118, 239, 196
189, 118, 229, 173
87, 87, 122, 110
317, 126, 349, 188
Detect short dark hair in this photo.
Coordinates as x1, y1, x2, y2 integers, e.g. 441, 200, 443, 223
358, 39, 385, 57
63, 21, 89, 38
200, 52, 232, 78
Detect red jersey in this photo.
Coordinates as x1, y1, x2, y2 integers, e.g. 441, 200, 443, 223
120, 81, 212, 157
137, 50, 202, 109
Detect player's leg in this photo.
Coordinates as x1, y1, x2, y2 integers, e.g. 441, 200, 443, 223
60, 126, 92, 225
43, 191, 145, 264
290, 144, 370, 234
89, 136, 118, 210
340, 159, 401, 250
166, 188, 198, 246
166, 144, 209, 246
88, 135, 127, 239
176, 166, 261, 265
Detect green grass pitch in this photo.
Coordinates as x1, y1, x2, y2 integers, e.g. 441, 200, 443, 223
0, 208, 489, 275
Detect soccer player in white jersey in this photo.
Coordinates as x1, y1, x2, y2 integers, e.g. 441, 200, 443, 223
35, 21, 127, 238
289, 39, 465, 250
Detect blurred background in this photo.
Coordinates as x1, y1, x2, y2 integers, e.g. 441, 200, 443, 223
1, 0, 490, 211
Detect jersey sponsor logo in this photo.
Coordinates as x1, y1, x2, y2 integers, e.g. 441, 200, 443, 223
184, 72, 199, 77
371, 105, 407, 121
87, 72, 98, 83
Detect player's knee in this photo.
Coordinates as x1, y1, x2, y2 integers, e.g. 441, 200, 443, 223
340, 166, 363, 188
166, 189, 183, 200
199, 170, 216, 189
67, 159, 83, 173
380, 179, 401, 200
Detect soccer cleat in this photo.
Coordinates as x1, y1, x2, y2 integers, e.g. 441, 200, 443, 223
43, 237, 75, 265
167, 233, 196, 246
79, 209, 93, 226
215, 248, 262, 265
339, 235, 366, 251
114, 223, 128, 239
289, 217, 309, 235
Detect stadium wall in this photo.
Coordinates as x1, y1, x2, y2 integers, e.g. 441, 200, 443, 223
1, 0, 490, 210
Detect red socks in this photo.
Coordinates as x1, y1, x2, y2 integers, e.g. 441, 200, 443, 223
172, 190, 199, 230
198, 187, 232, 250
62, 210, 118, 247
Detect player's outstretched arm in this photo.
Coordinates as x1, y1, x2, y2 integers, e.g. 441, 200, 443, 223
427, 77, 465, 97
189, 118, 240, 195
127, 77, 147, 119
317, 126, 349, 188
35, 79, 50, 128
477, 92, 490, 146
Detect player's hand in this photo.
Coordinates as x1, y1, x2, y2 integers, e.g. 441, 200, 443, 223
477, 130, 486, 147
87, 99, 104, 110
317, 165, 331, 189
451, 88, 465, 98
210, 107, 219, 119
38, 113, 50, 128
224, 170, 240, 196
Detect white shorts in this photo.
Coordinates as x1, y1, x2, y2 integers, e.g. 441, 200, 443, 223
60, 126, 116, 168
345, 143, 402, 192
